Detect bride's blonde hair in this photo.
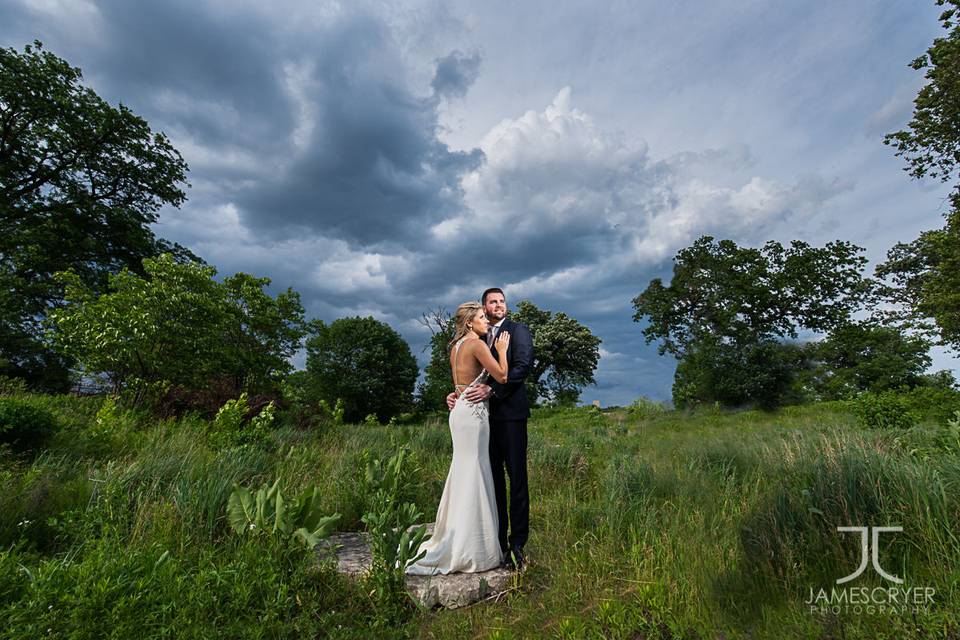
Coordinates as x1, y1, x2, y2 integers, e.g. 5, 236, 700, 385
448, 301, 484, 350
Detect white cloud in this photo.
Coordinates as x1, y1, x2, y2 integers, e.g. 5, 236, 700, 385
440, 87, 851, 299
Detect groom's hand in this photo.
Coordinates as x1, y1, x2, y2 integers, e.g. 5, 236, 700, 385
463, 384, 492, 403
446, 392, 457, 410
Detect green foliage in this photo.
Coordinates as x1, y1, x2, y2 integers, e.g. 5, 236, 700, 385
510, 300, 602, 405
49, 253, 306, 409
874, 207, 960, 353
359, 446, 429, 626
320, 398, 346, 425
800, 321, 933, 400
0, 531, 363, 639
305, 316, 418, 424
212, 393, 249, 435
891, 410, 960, 460
883, 0, 960, 185
0, 397, 57, 454
78, 395, 128, 456
209, 393, 275, 449
626, 396, 668, 419
673, 335, 811, 410
852, 391, 921, 430
227, 477, 340, 549
416, 310, 455, 413
896, 380, 960, 424
278, 371, 343, 429
0, 375, 27, 396
878, 2, 960, 353
633, 235, 871, 408
0, 41, 194, 392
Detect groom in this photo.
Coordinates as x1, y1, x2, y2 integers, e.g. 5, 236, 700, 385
448, 287, 533, 570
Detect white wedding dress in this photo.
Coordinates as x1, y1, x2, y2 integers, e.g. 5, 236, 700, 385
404, 338, 504, 575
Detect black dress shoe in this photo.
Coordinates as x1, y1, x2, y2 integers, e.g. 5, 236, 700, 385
510, 546, 525, 571
501, 551, 515, 570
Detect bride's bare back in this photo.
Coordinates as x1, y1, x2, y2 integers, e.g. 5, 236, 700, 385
450, 335, 510, 393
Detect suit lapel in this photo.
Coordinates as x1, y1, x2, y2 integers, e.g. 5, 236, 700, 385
490, 318, 512, 359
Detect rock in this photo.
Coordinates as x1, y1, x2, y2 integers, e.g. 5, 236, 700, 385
315, 523, 518, 609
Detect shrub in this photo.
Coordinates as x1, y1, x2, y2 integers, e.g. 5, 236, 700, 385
358, 447, 428, 627
49, 254, 306, 412
209, 393, 275, 448
897, 384, 960, 425
0, 376, 27, 396
227, 477, 340, 548
672, 336, 811, 410
626, 396, 668, 419
891, 410, 960, 460
0, 398, 57, 454
852, 391, 920, 430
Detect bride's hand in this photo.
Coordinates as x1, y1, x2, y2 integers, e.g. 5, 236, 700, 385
495, 330, 510, 352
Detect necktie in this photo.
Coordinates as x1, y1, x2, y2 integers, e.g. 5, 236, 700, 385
486, 326, 497, 348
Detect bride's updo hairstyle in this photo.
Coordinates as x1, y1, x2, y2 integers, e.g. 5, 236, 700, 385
449, 301, 484, 350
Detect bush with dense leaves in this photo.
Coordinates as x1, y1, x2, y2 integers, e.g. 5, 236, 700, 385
852, 390, 921, 430
896, 381, 960, 425
49, 254, 306, 411
0, 398, 57, 453
672, 336, 811, 410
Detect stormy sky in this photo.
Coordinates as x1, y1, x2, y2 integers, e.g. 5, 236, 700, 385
2, 0, 955, 405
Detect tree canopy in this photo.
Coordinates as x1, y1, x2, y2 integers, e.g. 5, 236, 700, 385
510, 300, 601, 406
632, 235, 872, 408
876, 2, 960, 353
415, 308, 455, 413
884, 0, 960, 186
633, 236, 870, 355
0, 41, 194, 390
49, 254, 305, 408
799, 320, 934, 401
305, 316, 418, 423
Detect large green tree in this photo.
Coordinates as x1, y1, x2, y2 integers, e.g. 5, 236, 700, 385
799, 321, 934, 401
672, 335, 811, 410
510, 300, 601, 406
305, 317, 418, 423
49, 254, 305, 406
632, 235, 871, 408
0, 41, 194, 390
876, 1, 960, 352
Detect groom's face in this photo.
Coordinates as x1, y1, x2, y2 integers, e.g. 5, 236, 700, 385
484, 292, 506, 323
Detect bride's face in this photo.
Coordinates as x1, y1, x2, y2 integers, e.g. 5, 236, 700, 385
470, 309, 490, 336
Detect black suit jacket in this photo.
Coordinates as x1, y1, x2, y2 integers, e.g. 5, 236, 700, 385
487, 318, 533, 421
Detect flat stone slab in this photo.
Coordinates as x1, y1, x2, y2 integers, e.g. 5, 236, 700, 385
316, 523, 518, 609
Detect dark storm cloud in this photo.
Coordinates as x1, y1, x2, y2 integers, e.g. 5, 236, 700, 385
431, 49, 481, 99
1, 1, 486, 247
88, 0, 294, 155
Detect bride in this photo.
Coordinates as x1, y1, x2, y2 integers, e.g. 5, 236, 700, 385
404, 301, 511, 575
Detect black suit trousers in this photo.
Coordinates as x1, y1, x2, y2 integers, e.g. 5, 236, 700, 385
488, 417, 529, 552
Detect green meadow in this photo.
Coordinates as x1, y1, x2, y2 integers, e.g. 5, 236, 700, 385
2, 390, 959, 639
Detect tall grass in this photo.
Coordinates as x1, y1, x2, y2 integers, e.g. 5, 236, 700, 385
1, 393, 958, 638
